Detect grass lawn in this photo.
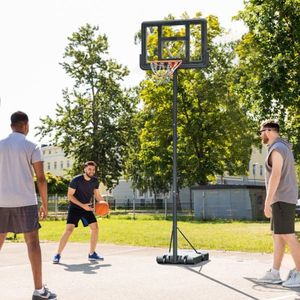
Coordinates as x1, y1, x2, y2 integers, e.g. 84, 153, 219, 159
8, 215, 300, 253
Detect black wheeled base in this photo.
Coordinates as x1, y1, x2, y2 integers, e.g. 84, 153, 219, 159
157, 250, 209, 265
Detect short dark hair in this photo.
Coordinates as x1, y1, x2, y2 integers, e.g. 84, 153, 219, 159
260, 119, 280, 132
84, 161, 97, 168
11, 111, 29, 126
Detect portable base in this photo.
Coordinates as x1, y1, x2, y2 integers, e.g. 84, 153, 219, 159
156, 250, 209, 265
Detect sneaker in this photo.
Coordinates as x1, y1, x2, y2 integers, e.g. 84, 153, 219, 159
52, 254, 61, 264
88, 252, 104, 261
257, 269, 282, 284
282, 270, 300, 287
32, 285, 57, 300
286, 268, 296, 281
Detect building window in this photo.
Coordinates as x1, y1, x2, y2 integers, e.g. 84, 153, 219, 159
60, 161, 63, 169
67, 160, 70, 168
49, 150, 51, 154
54, 161, 57, 169
260, 165, 263, 176
47, 162, 50, 170
252, 164, 256, 175
139, 190, 144, 197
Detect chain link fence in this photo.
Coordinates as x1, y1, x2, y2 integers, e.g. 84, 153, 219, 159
40, 195, 194, 219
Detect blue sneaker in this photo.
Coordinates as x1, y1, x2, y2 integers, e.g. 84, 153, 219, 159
52, 254, 61, 264
88, 252, 104, 261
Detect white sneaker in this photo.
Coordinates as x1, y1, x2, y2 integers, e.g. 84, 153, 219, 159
282, 270, 300, 287
257, 269, 282, 284
286, 268, 296, 281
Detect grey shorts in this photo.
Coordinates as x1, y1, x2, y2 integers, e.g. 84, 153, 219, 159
0, 205, 41, 234
271, 202, 296, 234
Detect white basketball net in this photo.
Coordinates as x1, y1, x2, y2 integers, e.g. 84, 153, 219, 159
150, 60, 182, 84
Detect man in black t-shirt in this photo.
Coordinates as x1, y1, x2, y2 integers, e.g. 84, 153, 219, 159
53, 161, 105, 263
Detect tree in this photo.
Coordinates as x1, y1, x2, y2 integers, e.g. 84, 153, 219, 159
234, 0, 300, 158
34, 173, 69, 194
36, 24, 138, 188
125, 13, 255, 197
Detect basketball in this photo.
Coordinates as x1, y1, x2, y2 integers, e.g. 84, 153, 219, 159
95, 201, 109, 216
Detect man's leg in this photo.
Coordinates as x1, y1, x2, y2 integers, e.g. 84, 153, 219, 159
56, 224, 75, 254
283, 234, 300, 270
89, 222, 99, 253
24, 230, 42, 290
273, 234, 286, 270
0, 233, 7, 250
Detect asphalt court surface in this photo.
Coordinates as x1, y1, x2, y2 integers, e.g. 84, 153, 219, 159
1, 242, 300, 300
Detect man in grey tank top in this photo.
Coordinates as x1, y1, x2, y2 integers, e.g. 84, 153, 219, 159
257, 120, 300, 287
0, 112, 57, 299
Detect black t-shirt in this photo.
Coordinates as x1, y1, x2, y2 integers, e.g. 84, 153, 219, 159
69, 174, 99, 208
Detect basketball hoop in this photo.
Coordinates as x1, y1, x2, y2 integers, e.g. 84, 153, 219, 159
150, 60, 182, 84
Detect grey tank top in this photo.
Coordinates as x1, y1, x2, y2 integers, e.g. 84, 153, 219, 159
265, 138, 298, 204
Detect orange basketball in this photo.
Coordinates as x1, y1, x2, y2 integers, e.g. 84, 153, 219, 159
95, 201, 109, 216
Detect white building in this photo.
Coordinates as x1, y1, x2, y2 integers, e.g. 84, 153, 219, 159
41, 145, 74, 177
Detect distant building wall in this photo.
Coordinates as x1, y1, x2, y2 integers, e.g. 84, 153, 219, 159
42, 145, 74, 177
192, 185, 266, 220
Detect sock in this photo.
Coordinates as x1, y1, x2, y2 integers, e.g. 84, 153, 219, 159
271, 268, 279, 274
36, 287, 45, 294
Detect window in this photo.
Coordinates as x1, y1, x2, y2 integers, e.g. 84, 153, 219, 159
67, 160, 70, 168
60, 161, 63, 169
260, 165, 263, 176
47, 162, 50, 170
139, 190, 144, 197
252, 164, 256, 175
54, 161, 57, 169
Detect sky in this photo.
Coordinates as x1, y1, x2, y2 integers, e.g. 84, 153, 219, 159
0, 0, 246, 143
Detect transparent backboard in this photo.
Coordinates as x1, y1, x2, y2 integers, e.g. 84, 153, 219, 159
140, 19, 208, 70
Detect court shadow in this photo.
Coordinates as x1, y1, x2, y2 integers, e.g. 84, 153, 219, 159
245, 277, 300, 295
179, 263, 259, 300
58, 262, 112, 274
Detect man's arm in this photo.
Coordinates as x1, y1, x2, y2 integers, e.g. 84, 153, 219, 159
264, 150, 283, 218
67, 187, 93, 211
32, 161, 48, 219
94, 188, 105, 202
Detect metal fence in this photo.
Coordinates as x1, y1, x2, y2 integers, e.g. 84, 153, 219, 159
41, 195, 194, 218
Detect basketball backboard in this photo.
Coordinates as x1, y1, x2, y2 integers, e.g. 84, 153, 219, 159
140, 18, 208, 70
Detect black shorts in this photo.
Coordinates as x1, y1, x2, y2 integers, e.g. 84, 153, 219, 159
0, 205, 41, 234
271, 202, 296, 234
67, 205, 97, 227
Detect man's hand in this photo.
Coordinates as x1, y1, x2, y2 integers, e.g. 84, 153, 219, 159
82, 203, 93, 211
39, 204, 48, 220
264, 202, 272, 218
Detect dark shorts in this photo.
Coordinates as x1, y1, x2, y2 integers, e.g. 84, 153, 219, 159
67, 205, 97, 227
0, 205, 40, 234
271, 202, 296, 234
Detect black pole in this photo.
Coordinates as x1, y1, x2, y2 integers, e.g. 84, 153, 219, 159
172, 69, 178, 263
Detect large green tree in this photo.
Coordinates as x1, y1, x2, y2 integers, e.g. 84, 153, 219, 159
125, 13, 255, 196
36, 24, 138, 188
234, 0, 300, 158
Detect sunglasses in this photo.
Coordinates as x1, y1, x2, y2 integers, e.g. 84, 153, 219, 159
258, 128, 272, 135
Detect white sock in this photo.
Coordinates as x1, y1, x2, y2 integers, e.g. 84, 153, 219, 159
271, 268, 279, 274
36, 287, 45, 294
